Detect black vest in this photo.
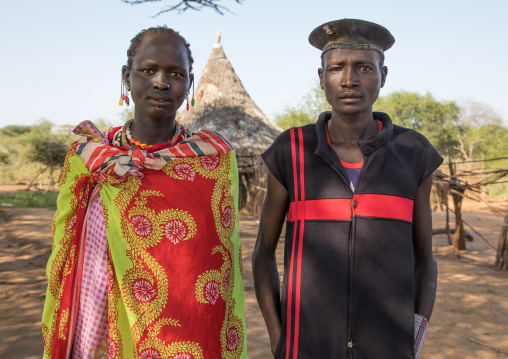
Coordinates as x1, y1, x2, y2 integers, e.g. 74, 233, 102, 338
262, 112, 443, 359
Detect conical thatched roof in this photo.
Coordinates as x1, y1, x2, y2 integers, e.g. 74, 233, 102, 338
177, 33, 282, 157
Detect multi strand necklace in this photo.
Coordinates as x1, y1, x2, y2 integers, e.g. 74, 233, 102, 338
125, 124, 172, 149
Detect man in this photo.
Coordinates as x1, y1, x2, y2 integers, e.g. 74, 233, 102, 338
252, 19, 442, 358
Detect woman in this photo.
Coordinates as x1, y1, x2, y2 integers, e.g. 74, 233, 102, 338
42, 27, 247, 359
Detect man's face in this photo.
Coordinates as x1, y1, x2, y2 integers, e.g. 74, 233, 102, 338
318, 48, 387, 116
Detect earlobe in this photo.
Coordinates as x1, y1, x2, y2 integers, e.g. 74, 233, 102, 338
318, 68, 324, 90
122, 65, 131, 89
381, 66, 388, 88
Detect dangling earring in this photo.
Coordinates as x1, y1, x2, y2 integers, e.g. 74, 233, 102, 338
191, 80, 195, 107
124, 81, 130, 106
119, 69, 130, 106
186, 92, 190, 111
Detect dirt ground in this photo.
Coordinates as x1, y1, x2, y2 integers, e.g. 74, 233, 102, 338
0, 186, 507, 358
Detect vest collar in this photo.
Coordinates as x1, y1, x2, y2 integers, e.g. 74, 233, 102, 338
315, 111, 394, 160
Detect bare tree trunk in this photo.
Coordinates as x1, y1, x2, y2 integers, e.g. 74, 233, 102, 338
480, 154, 487, 201
449, 162, 466, 254
26, 166, 48, 191
452, 188, 466, 254
494, 215, 508, 271
445, 195, 452, 245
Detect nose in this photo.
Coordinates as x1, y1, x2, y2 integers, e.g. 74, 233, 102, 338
153, 81, 170, 90
341, 67, 359, 88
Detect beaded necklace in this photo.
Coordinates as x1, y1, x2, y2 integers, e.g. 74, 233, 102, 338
125, 124, 171, 149
111, 120, 184, 150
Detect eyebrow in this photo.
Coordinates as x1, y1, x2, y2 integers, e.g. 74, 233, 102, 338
327, 59, 376, 67
136, 60, 188, 71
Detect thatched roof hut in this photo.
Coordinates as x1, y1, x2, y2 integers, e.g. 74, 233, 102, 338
177, 32, 282, 214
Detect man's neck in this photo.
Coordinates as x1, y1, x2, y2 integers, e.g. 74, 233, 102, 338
327, 110, 378, 147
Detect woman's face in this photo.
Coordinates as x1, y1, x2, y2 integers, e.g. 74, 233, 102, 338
124, 35, 193, 121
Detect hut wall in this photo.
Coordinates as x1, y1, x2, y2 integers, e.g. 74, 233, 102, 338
237, 154, 268, 215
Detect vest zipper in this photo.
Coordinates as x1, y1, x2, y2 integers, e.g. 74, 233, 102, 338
346, 155, 369, 357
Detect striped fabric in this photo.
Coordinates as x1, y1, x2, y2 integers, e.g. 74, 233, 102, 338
414, 313, 429, 359
72, 120, 234, 178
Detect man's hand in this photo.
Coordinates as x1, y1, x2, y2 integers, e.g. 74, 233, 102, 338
252, 171, 289, 356
412, 174, 438, 320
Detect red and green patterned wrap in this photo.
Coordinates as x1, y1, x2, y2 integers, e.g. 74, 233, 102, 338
42, 121, 247, 359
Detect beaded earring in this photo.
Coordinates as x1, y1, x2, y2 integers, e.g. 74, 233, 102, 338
186, 92, 190, 111
119, 69, 130, 106
191, 79, 195, 107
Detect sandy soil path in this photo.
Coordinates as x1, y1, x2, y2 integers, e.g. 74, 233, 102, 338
0, 206, 507, 358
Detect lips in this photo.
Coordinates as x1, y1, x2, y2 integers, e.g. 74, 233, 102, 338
338, 92, 362, 104
148, 95, 171, 107
338, 92, 362, 99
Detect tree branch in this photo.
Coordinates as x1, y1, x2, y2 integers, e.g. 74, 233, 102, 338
121, 0, 243, 16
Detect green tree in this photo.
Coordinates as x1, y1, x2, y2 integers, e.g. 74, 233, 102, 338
275, 83, 330, 130
0, 150, 8, 164
27, 121, 71, 190
374, 91, 462, 155
458, 102, 508, 198
0, 125, 32, 137
459, 101, 507, 164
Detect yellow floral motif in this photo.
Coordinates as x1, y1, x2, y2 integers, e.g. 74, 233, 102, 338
211, 179, 236, 253
113, 176, 142, 214
59, 309, 69, 340
48, 174, 89, 298
121, 261, 168, 327
63, 245, 76, 276
43, 285, 65, 355
238, 246, 244, 279
42, 323, 50, 353
211, 245, 234, 301
138, 339, 203, 359
163, 159, 196, 181
194, 154, 229, 180
52, 209, 58, 236
195, 269, 222, 305
90, 337, 109, 359
106, 250, 123, 359
147, 318, 181, 339
58, 147, 75, 188
220, 305, 245, 359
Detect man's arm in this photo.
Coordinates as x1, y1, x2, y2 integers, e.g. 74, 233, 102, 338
412, 173, 438, 320
252, 171, 289, 355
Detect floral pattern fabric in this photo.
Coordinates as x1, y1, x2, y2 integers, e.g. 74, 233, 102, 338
42, 121, 246, 359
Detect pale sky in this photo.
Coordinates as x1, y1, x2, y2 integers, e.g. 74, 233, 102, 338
1, 0, 507, 128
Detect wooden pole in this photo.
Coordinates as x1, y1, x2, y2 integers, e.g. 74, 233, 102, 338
449, 162, 466, 254
494, 215, 508, 271
445, 194, 452, 245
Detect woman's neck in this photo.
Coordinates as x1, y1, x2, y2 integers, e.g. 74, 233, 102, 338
130, 115, 177, 146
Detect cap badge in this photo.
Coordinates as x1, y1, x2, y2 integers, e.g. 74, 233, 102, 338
323, 25, 333, 35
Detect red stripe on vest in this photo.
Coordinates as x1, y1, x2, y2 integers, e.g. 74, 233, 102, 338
293, 128, 305, 359
288, 198, 352, 221
285, 129, 298, 359
287, 195, 414, 223
353, 194, 414, 222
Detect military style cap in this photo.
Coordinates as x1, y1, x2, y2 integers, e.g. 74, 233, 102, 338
308, 19, 395, 55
